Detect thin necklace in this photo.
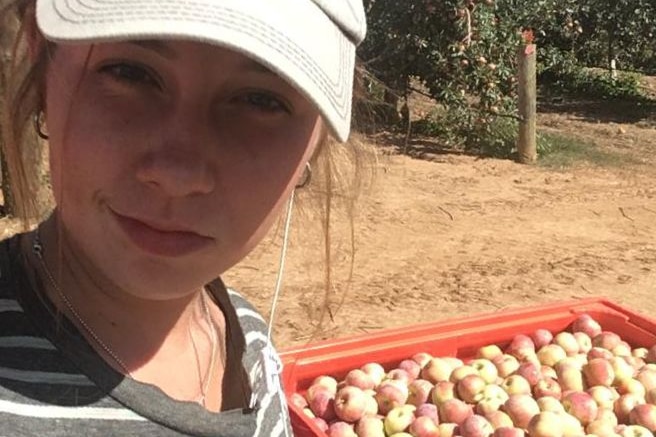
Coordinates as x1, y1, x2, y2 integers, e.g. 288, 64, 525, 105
31, 231, 219, 408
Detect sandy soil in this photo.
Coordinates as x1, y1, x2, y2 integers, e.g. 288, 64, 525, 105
224, 84, 656, 350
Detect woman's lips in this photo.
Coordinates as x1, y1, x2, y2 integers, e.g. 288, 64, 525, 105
112, 211, 213, 257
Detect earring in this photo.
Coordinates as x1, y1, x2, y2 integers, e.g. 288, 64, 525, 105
33, 111, 49, 140
295, 162, 312, 189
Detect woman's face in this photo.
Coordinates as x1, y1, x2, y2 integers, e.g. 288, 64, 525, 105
44, 40, 323, 299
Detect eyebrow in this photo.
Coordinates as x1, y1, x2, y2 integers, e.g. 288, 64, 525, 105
128, 40, 178, 60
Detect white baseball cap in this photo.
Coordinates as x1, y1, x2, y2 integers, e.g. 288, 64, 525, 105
35, 0, 367, 142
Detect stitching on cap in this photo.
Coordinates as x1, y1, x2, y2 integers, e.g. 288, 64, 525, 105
56, 0, 351, 121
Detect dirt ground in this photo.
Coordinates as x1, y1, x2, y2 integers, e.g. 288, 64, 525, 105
224, 82, 656, 350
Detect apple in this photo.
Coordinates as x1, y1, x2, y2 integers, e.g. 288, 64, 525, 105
376, 380, 409, 415
477, 384, 510, 415
571, 314, 602, 338
493, 427, 525, 437
593, 332, 622, 351
501, 375, 531, 396
533, 377, 562, 400
386, 368, 413, 386
618, 425, 655, 437
573, 332, 593, 354
537, 344, 567, 367
431, 380, 456, 405
399, 359, 423, 381
458, 374, 488, 403
356, 415, 386, 437
562, 391, 598, 425
530, 329, 554, 350
555, 361, 584, 392
502, 394, 540, 429
516, 361, 542, 386
471, 359, 499, 384
583, 358, 616, 387
334, 386, 368, 422
439, 398, 474, 425
312, 375, 339, 394
587, 385, 617, 409
289, 392, 308, 410
310, 417, 329, 433
588, 347, 616, 361
597, 407, 619, 426
630, 404, 656, 432
554, 332, 580, 357
614, 393, 646, 424
634, 348, 649, 360
460, 414, 494, 437
493, 355, 521, 379
421, 358, 454, 383
409, 416, 440, 437
302, 407, 315, 418
478, 345, 504, 361
408, 379, 434, 407
587, 419, 617, 437
540, 366, 558, 380
617, 378, 647, 399
445, 357, 465, 369
415, 403, 439, 424
638, 369, 656, 392
536, 396, 565, 413
526, 411, 563, 437
614, 342, 633, 358
560, 412, 585, 437
363, 392, 379, 416
362, 363, 387, 386
626, 355, 647, 373
506, 335, 536, 361
306, 384, 337, 421
438, 423, 459, 437
327, 421, 357, 437
345, 369, 376, 391
484, 410, 514, 430
611, 356, 637, 383
412, 352, 434, 368
451, 365, 478, 383
384, 404, 417, 435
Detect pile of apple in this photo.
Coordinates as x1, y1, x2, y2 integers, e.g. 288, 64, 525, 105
290, 314, 656, 437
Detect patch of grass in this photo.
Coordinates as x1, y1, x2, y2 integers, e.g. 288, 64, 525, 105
538, 133, 632, 169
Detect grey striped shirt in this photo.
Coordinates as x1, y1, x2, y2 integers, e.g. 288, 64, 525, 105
0, 234, 293, 437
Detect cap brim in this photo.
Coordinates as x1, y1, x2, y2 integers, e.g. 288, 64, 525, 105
36, 0, 355, 142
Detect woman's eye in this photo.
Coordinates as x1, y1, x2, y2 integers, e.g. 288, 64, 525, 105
238, 92, 290, 113
99, 63, 161, 89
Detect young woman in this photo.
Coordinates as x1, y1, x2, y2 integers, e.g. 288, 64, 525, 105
0, 0, 366, 435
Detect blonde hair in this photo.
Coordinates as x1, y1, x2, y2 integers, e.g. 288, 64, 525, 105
0, 0, 374, 335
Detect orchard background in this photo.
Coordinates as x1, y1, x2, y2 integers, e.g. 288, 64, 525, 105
1, 1, 656, 346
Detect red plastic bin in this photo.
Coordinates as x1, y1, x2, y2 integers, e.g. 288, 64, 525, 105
279, 297, 656, 437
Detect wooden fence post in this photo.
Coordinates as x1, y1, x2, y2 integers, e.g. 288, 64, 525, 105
517, 43, 537, 164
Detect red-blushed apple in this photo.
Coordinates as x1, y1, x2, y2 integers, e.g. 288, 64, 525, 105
289, 392, 308, 410
306, 384, 337, 421
555, 360, 584, 392
588, 347, 615, 361
571, 314, 603, 338
614, 342, 633, 358
593, 331, 622, 351
484, 410, 514, 430
617, 377, 647, 399
312, 375, 339, 394
438, 423, 459, 437
408, 379, 434, 407
431, 380, 456, 405
502, 394, 540, 429
587, 385, 617, 409
409, 415, 441, 437
384, 404, 417, 435
562, 391, 599, 425
532, 377, 562, 400
439, 398, 474, 425
515, 361, 542, 387
361, 362, 387, 387
345, 368, 376, 391
573, 332, 592, 354
471, 359, 499, 384
540, 366, 558, 381
493, 355, 521, 379
476, 384, 510, 415
355, 415, 386, 437
637, 369, 656, 392
614, 393, 646, 424
630, 404, 656, 432
386, 368, 414, 386
415, 403, 439, 424
311, 417, 329, 433
460, 414, 494, 437
583, 358, 616, 387
537, 344, 567, 368
334, 386, 369, 423
536, 396, 565, 413
327, 420, 357, 437
501, 375, 531, 396
399, 359, 423, 381
611, 356, 637, 383
421, 358, 454, 384
478, 345, 504, 361
492, 426, 525, 437
526, 411, 564, 437
457, 374, 488, 403
376, 380, 409, 415
451, 365, 478, 383
530, 329, 554, 350
412, 352, 434, 368
618, 424, 655, 437
554, 332, 580, 357
506, 335, 536, 361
